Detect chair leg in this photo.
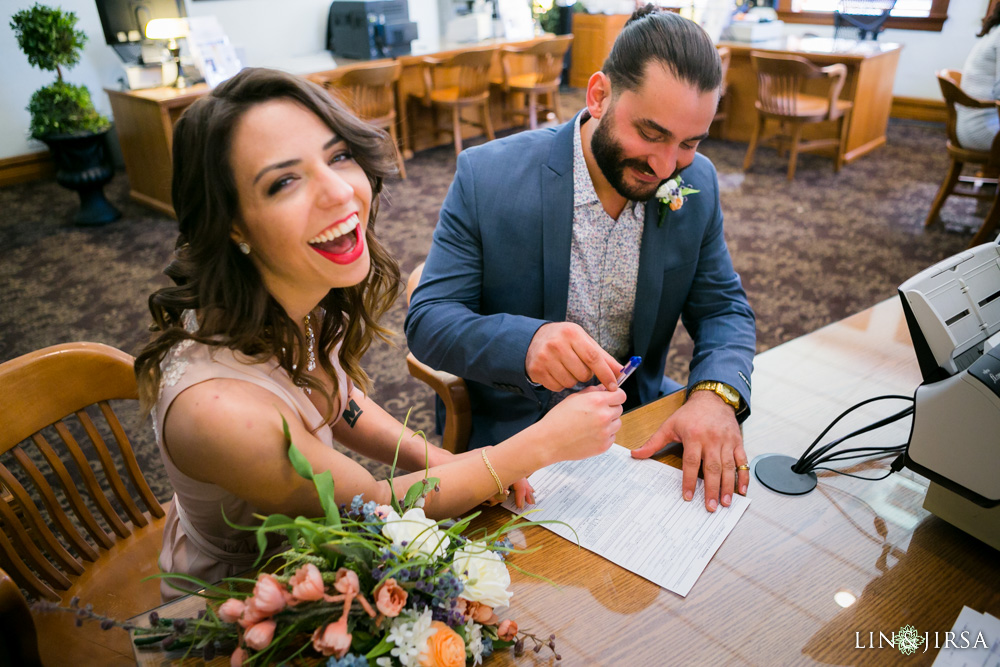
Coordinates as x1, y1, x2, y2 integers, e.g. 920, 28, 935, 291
924, 159, 964, 228
552, 89, 564, 124
787, 122, 804, 181
482, 99, 496, 141
528, 92, 538, 130
452, 107, 463, 157
432, 105, 444, 143
743, 114, 765, 172
389, 123, 406, 179
834, 113, 849, 173
970, 190, 1000, 246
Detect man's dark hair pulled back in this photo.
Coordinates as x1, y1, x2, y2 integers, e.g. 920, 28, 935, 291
602, 5, 721, 96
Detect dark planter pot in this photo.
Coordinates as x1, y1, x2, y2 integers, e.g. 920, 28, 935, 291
40, 128, 122, 226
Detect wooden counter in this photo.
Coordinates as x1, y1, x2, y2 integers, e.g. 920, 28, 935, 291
718, 36, 902, 163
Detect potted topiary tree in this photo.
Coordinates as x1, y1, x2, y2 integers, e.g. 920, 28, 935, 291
11, 3, 121, 225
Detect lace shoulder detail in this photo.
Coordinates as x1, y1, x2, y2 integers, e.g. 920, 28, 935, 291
159, 310, 200, 393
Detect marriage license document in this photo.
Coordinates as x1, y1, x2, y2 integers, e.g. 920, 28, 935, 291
503, 444, 751, 597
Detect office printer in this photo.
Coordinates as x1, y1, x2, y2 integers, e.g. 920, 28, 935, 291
898, 239, 1000, 549
326, 0, 418, 61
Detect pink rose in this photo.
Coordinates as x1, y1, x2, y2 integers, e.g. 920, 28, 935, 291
289, 563, 326, 602
217, 598, 245, 623
252, 574, 288, 615
334, 568, 361, 596
497, 619, 518, 642
373, 578, 407, 617
312, 617, 352, 658
230, 647, 247, 667
244, 619, 277, 651
460, 600, 497, 625
238, 596, 269, 629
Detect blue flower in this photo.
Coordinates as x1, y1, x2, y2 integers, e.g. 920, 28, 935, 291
326, 654, 369, 667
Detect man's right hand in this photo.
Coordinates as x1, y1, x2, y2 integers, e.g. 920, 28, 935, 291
525, 322, 622, 392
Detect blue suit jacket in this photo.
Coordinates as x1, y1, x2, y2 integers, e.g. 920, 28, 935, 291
405, 114, 756, 450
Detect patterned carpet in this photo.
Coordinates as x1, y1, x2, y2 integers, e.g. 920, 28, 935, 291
0, 90, 985, 503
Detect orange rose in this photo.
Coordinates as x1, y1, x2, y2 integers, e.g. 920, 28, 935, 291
497, 619, 518, 641
419, 621, 466, 667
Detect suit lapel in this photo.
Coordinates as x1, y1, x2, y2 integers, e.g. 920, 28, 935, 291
540, 117, 578, 322
632, 199, 668, 359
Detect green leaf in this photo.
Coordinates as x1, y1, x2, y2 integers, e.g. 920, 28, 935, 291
366, 634, 395, 659
313, 470, 340, 528
284, 418, 314, 481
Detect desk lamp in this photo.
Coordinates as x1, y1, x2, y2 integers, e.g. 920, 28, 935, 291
144, 18, 190, 89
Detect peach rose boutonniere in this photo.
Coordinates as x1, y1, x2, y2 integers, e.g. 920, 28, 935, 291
656, 176, 699, 227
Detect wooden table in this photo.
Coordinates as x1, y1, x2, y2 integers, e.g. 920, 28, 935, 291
131, 299, 1000, 665
718, 36, 902, 164
105, 36, 554, 218
105, 85, 211, 217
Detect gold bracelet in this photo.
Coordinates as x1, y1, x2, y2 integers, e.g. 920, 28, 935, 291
481, 448, 508, 498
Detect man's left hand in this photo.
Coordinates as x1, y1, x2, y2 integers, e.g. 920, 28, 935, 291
630, 390, 748, 512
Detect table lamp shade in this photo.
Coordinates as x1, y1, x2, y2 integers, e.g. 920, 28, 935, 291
144, 18, 188, 41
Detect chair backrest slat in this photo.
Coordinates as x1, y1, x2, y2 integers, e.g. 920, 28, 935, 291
52, 420, 131, 538
0, 524, 64, 601
11, 444, 99, 561
449, 48, 496, 98
100, 402, 164, 521
31, 433, 114, 549
76, 409, 147, 528
0, 491, 71, 599
0, 461, 83, 577
320, 62, 401, 123
752, 51, 835, 117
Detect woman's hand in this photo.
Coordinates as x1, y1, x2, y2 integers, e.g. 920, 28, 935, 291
535, 385, 626, 464
511, 477, 535, 508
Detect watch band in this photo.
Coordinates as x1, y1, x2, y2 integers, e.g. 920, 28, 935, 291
690, 380, 741, 411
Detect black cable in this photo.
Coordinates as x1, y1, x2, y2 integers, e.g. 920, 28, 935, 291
797, 406, 914, 472
812, 467, 897, 481
797, 401, 913, 470
792, 395, 914, 474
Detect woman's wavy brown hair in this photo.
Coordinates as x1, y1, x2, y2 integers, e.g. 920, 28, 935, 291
134, 67, 401, 422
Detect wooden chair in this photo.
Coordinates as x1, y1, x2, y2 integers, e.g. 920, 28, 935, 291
404, 263, 471, 454
311, 62, 408, 179
925, 69, 1000, 247
412, 47, 498, 157
496, 35, 574, 130
743, 51, 854, 181
712, 46, 732, 131
0, 342, 167, 666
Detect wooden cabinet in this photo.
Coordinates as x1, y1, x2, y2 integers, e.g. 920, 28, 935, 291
105, 85, 209, 217
568, 13, 629, 88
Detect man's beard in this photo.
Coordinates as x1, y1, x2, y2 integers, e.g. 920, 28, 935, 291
590, 114, 661, 202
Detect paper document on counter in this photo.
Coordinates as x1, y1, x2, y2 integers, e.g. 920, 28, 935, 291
502, 444, 750, 597
931, 606, 1000, 667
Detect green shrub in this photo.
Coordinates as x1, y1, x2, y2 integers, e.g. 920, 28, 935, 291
10, 3, 110, 138
28, 81, 108, 137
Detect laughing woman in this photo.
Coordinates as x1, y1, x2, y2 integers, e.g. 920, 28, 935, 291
134, 68, 626, 600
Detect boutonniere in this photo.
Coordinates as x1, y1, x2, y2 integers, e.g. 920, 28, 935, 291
656, 176, 700, 227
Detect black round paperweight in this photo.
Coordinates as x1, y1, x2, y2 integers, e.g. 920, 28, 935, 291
753, 453, 817, 496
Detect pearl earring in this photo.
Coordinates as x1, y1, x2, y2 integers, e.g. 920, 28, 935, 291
238, 242, 251, 255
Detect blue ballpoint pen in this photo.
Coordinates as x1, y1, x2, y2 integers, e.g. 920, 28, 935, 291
616, 356, 642, 387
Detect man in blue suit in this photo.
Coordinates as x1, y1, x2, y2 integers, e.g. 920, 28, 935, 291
406, 7, 756, 512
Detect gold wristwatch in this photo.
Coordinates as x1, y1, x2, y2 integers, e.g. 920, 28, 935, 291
689, 380, 741, 411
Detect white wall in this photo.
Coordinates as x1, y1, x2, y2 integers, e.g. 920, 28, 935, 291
0, 0, 989, 160
2, 0, 440, 161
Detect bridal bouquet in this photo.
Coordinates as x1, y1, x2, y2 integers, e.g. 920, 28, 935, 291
128, 420, 559, 666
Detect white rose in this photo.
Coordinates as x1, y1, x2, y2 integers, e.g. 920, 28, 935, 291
381, 507, 450, 559
655, 179, 678, 200
452, 542, 513, 609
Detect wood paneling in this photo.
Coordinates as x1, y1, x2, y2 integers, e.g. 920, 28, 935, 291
0, 151, 54, 188
891, 96, 947, 123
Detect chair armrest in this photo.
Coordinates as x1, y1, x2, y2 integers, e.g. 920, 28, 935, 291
406, 353, 471, 454
821, 62, 848, 118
